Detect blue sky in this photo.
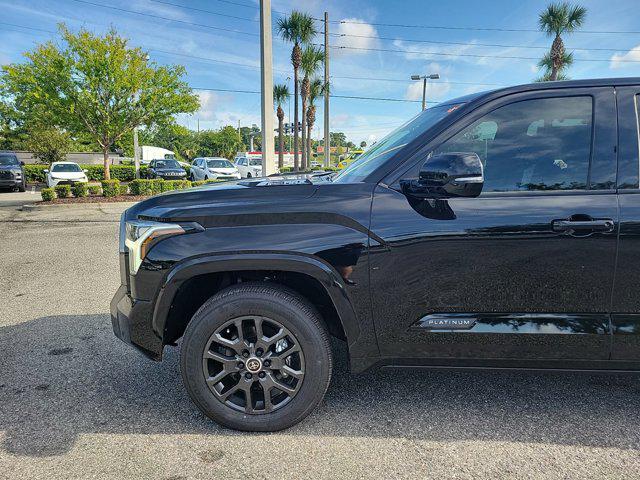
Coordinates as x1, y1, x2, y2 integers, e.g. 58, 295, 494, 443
1, 0, 639, 144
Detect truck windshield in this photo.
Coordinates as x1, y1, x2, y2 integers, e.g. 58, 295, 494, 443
0, 155, 19, 166
333, 103, 462, 183
52, 163, 82, 172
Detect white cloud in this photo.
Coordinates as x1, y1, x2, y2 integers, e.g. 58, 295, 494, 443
610, 45, 640, 69
195, 90, 219, 121
333, 18, 380, 55
405, 80, 451, 102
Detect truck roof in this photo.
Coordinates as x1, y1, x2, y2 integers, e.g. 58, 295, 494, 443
439, 77, 640, 107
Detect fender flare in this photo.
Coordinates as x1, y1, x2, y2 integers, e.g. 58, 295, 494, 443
152, 252, 362, 348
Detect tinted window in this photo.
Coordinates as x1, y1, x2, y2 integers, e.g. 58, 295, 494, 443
249, 158, 262, 166
333, 103, 463, 183
435, 96, 593, 192
0, 154, 19, 166
52, 163, 82, 172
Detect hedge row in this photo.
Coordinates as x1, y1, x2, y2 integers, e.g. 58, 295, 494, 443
25, 163, 193, 183
40, 178, 221, 201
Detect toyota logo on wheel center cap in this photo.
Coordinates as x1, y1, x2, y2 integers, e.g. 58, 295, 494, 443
246, 357, 262, 373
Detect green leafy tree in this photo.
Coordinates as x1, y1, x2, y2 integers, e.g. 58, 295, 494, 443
360, 141, 367, 148
197, 126, 243, 159
300, 45, 324, 169
277, 11, 317, 171
1, 25, 199, 179
273, 83, 290, 170
538, 2, 587, 81
25, 126, 72, 164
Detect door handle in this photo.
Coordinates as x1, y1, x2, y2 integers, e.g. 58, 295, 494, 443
552, 219, 614, 233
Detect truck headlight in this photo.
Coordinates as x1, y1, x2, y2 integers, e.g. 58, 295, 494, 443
124, 220, 185, 274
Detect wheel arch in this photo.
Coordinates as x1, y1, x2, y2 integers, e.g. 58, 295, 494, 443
154, 253, 362, 359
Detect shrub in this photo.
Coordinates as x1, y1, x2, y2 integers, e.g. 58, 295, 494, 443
150, 179, 164, 194
160, 180, 190, 192
129, 179, 152, 196
54, 184, 71, 198
190, 180, 205, 187
88, 184, 102, 196
205, 179, 225, 184
71, 183, 88, 198
41, 187, 56, 201
101, 179, 120, 197
24, 164, 49, 183
161, 180, 176, 192
119, 183, 129, 196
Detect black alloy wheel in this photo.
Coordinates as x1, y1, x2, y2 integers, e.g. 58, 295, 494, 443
181, 283, 332, 431
202, 315, 305, 414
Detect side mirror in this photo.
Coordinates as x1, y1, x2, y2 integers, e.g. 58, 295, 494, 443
20, 161, 25, 166
83, 169, 88, 173
401, 152, 484, 199
43, 169, 49, 174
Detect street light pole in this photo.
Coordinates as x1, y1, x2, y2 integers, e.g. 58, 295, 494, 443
411, 73, 439, 111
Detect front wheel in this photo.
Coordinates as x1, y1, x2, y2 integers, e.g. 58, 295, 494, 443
180, 283, 332, 431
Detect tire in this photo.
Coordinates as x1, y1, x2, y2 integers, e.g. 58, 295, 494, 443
180, 282, 332, 431
18, 181, 26, 192
247, 172, 252, 178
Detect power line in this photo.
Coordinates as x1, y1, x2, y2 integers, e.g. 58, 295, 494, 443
131, 0, 640, 54
193, 87, 432, 103
328, 32, 629, 53
147, 0, 258, 22
328, 44, 637, 63
67, 0, 259, 37
332, 18, 640, 35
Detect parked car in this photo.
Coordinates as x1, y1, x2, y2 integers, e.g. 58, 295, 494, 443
0, 152, 26, 192
45, 162, 88, 188
190, 157, 241, 181
234, 155, 263, 178
112, 78, 640, 432
146, 159, 188, 180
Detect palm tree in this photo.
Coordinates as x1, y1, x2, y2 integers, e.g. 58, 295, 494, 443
300, 45, 324, 170
306, 78, 325, 164
273, 83, 289, 171
277, 11, 316, 171
536, 51, 572, 82
538, 2, 587, 81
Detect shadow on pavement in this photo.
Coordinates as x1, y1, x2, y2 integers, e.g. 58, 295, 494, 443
1, 314, 640, 457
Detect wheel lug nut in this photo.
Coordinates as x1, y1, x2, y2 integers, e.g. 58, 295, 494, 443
259, 372, 266, 378
237, 362, 244, 369
263, 360, 271, 367
242, 350, 249, 358
245, 373, 252, 379
256, 349, 263, 357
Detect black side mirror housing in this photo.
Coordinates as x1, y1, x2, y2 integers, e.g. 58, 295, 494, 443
401, 152, 484, 199
20, 161, 25, 166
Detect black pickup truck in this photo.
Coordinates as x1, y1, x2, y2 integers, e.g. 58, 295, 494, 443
112, 78, 640, 431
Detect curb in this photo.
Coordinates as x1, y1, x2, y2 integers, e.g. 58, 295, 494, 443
21, 201, 138, 212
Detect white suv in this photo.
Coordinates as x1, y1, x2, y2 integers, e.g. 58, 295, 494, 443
190, 158, 241, 181
234, 156, 264, 178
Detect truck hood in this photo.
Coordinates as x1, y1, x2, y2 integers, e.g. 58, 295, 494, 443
127, 173, 333, 222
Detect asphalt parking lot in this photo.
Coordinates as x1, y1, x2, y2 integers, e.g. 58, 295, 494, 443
1, 190, 640, 479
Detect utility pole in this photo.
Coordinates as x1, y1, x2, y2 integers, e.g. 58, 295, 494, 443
323, 11, 330, 167
259, 0, 275, 175
133, 127, 140, 179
